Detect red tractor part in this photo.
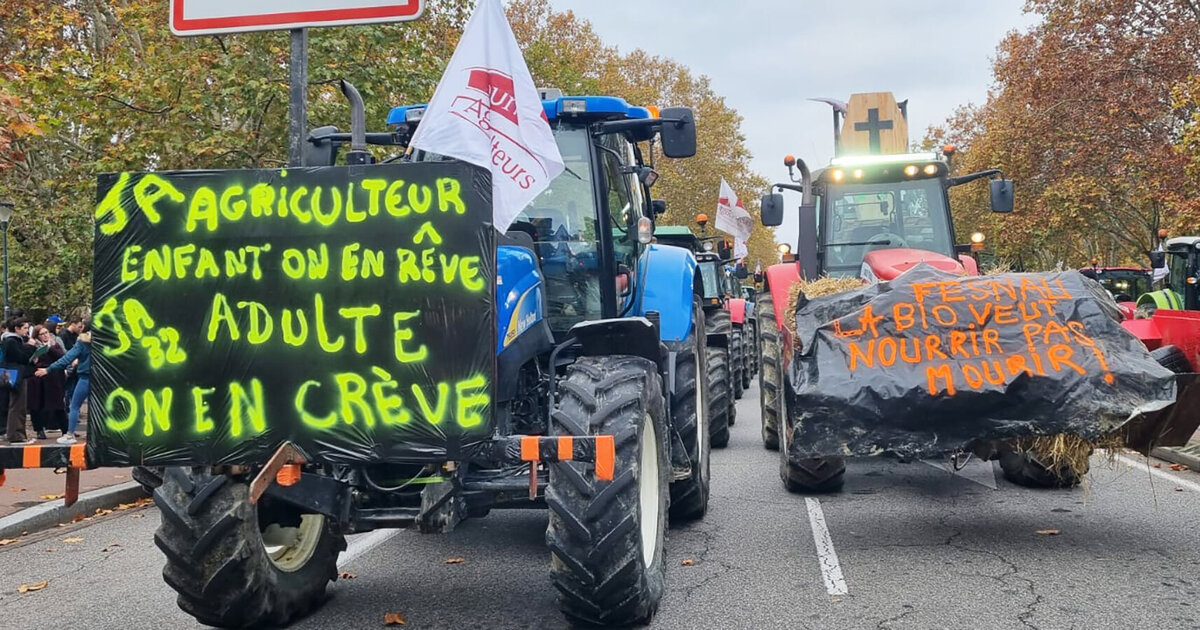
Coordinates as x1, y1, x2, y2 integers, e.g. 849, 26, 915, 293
726, 297, 747, 324
1122, 309, 1200, 370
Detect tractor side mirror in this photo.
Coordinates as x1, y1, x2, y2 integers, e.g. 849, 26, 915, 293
659, 107, 697, 158
652, 199, 667, 216
990, 179, 1014, 213
761, 193, 784, 227
1149, 251, 1167, 269
735, 266, 749, 279
304, 125, 340, 167
754, 272, 764, 283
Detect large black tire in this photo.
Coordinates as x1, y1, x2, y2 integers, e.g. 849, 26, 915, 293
739, 326, 754, 390
758, 294, 782, 451
745, 320, 758, 379
547, 356, 670, 627
731, 327, 745, 402
999, 450, 1086, 489
132, 466, 164, 494
153, 468, 345, 628
780, 455, 847, 494
1152, 344, 1191, 373
668, 302, 711, 522
705, 345, 733, 448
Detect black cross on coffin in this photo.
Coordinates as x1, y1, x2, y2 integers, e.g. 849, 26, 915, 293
854, 108, 893, 154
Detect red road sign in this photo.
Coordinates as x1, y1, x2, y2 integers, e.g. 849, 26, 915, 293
170, 1, 425, 36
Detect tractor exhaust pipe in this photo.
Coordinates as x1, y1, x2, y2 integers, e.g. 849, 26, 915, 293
339, 80, 370, 165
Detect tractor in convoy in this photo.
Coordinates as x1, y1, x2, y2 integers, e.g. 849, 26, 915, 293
756, 92, 1022, 489
653, 223, 742, 447
0, 85, 710, 629
1124, 236, 1200, 372
1079, 261, 1152, 320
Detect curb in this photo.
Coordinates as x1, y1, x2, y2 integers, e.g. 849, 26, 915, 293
0, 481, 149, 539
1151, 445, 1200, 472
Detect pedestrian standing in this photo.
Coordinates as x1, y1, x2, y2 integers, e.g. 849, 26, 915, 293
60, 315, 82, 410
37, 321, 90, 444
28, 325, 66, 439
2, 317, 38, 444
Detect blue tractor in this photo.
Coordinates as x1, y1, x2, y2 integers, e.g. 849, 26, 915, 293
141, 85, 712, 628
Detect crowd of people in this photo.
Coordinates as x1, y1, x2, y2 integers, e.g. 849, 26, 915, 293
0, 312, 91, 446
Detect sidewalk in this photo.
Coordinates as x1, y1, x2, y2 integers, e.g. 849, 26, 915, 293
1, 403, 134, 518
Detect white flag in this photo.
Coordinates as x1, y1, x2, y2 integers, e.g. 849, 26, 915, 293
408, 0, 564, 232
716, 178, 753, 260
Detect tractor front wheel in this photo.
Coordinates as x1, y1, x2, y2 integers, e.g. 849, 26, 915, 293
999, 450, 1086, 489
731, 327, 745, 402
758, 294, 782, 451
668, 301, 711, 522
153, 468, 344, 628
547, 356, 669, 627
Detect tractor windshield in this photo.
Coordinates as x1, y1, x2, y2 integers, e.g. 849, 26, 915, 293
821, 178, 954, 276
699, 261, 721, 299
508, 127, 604, 334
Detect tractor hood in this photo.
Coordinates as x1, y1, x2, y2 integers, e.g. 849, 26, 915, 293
862, 248, 965, 281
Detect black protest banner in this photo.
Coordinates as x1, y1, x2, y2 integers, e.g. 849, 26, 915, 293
787, 265, 1175, 459
89, 162, 495, 466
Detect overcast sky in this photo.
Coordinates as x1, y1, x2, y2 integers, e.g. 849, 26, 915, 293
545, 1, 1040, 247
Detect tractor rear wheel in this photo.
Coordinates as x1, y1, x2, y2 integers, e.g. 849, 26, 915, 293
668, 302, 711, 522
758, 294, 781, 451
705, 345, 733, 449
153, 468, 344, 628
999, 450, 1086, 489
731, 327, 745, 402
547, 355, 669, 627
1151, 344, 1190, 373
132, 466, 164, 494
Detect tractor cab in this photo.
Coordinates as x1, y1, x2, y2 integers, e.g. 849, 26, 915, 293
1080, 264, 1152, 319
758, 92, 1013, 284
392, 94, 697, 339
1138, 237, 1200, 315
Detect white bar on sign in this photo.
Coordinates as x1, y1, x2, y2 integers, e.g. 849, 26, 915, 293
184, 0, 409, 21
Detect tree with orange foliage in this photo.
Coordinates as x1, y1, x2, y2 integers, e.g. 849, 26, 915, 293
927, 0, 1200, 270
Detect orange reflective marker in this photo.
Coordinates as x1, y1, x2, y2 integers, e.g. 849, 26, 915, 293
594, 435, 615, 481
23, 445, 40, 468
557, 436, 574, 462
520, 436, 539, 462
69, 444, 86, 469
276, 464, 302, 487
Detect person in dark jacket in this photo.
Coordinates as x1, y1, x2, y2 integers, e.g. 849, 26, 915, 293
37, 321, 90, 444
2, 318, 38, 444
28, 325, 67, 439
60, 315, 82, 410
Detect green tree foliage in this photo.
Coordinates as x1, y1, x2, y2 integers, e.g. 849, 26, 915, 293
0, 0, 471, 312
0, 0, 768, 312
925, 0, 1200, 270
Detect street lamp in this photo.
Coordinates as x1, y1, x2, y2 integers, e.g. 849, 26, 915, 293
0, 201, 12, 320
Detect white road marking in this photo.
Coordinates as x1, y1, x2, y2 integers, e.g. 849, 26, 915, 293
1115, 454, 1200, 494
804, 498, 848, 596
922, 457, 999, 490
338, 528, 401, 568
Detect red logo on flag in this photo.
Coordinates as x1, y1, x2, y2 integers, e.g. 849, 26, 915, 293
466, 68, 519, 125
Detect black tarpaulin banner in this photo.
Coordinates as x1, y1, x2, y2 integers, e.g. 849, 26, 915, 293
785, 265, 1175, 459
89, 162, 496, 466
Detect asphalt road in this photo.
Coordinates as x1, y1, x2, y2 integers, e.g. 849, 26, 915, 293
2, 380, 1199, 629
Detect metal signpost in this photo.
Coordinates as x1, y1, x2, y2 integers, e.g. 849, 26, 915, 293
168, 1, 426, 165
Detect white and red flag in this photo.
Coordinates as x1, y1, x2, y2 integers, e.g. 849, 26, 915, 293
716, 178, 753, 260
408, 0, 563, 232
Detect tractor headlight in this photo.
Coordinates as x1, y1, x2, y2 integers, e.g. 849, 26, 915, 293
562, 99, 587, 114
923, 164, 938, 176
703, 241, 715, 252
637, 217, 654, 245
